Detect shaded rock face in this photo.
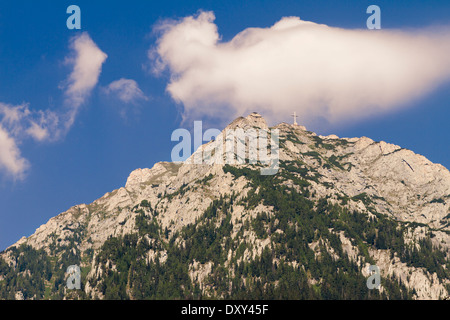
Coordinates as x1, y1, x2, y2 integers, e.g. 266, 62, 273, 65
1, 113, 449, 300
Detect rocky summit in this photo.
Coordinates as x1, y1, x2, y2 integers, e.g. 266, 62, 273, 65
1, 113, 449, 300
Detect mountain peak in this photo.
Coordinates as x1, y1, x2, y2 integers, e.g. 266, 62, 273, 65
1, 111, 450, 300
226, 112, 269, 131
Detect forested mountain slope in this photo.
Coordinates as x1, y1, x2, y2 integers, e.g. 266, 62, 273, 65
1, 113, 449, 300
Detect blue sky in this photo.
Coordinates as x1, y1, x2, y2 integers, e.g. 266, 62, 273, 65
0, 0, 449, 250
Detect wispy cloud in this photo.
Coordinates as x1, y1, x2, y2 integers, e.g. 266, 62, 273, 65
0, 32, 107, 179
152, 11, 450, 127
105, 78, 148, 104
63, 32, 108, 130
0, 103, 58, 142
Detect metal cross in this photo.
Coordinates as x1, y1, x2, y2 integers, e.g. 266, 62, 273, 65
291, 112, 298, 125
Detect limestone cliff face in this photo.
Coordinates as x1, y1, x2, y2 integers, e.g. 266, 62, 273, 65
1, 112, 449, 300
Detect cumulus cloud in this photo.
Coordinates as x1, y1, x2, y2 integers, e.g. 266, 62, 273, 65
105, 78, 148, 104
63, 32, 107, 129
152, 11, 450, 127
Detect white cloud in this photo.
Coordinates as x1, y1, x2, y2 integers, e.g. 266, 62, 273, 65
0, 33, 106, 179
0, 124, 29, 180
152, 11, 450, 127
26, 122, 49, 141
0, 103, 59, 141
105, 78, 148, 103
0, 104, 30, 125
0, 103, 59, 178
63, 32, 107, 129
